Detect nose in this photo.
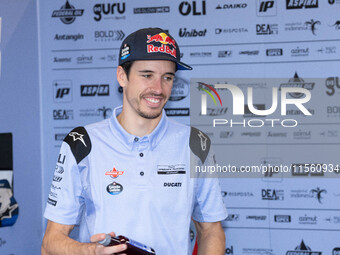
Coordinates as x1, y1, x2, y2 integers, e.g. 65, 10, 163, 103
150, 77, 163, 94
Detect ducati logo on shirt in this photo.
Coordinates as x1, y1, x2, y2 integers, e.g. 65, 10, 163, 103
68, 132, 87, 147
105, 167, 124, 178
164, 182, 182, 187
107, 182, 123, 195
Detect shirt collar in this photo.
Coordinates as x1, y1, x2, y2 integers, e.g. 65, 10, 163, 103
109, 105, 168, 151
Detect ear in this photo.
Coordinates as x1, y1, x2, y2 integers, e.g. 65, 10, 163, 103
117, 66, 128, 88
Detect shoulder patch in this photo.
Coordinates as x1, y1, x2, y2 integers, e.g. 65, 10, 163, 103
189, 127, 211, 164
64, 127, 91, 164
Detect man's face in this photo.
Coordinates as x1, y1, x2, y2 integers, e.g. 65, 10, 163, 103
119, 60, 176, 119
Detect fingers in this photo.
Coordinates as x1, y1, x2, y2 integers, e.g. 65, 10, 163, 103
90, 233, 107, 243
108, 232, 116, 238
109, 243, 127, 253
95, 243, 127, 255
90, 232, 116, 243
91, 233, 127, 255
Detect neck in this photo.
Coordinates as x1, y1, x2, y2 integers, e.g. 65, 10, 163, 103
116, 107, 163, 137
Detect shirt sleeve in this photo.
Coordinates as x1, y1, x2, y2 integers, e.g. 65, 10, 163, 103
43, 141, 84, 225
192, 153, 228, 222
189, 127, 228, 222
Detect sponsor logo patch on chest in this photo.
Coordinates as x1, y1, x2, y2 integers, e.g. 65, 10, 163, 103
157, 164, 186, 175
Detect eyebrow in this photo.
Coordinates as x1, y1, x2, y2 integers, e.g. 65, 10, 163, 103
138, 70, 175, 76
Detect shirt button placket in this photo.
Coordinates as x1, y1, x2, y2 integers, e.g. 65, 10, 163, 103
134, 137, 145, 178
139, 152, 144, 177
137, 140, 148, 180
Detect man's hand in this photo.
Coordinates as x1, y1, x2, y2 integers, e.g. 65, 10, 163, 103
41, 220, 127, 255
193, 221, 225, 255
91, 232, 127, 255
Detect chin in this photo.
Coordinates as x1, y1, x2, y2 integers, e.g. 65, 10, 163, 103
138, 109, 163, 119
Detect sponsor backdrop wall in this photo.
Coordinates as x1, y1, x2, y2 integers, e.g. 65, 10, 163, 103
0, 0, 42, 254
39, 1, 340, 254
1, 0, 340, 254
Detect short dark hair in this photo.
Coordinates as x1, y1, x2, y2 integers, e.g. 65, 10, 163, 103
120, 61, 133, 79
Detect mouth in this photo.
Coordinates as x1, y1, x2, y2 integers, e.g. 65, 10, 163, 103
142, 94, 165, 108
145, 97, 161, 104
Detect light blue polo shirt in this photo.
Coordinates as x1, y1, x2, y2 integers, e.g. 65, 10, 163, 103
44, 106, 227, 255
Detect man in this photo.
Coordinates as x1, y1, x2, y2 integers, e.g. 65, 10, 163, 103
42, 27, 227, 255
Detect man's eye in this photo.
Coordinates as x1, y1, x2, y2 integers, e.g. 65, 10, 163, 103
164, 76, 173, 81
142, 74, 151, 78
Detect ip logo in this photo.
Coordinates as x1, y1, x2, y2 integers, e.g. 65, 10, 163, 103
257, 0, 277, 16
53, 80, 73, 103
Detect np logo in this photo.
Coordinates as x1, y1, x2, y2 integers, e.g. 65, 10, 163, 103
107, 182, 123, 195
69, 132, 87, 147
105, 167, 124, 178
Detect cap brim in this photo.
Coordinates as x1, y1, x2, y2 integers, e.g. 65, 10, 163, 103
177, 61, 192, 71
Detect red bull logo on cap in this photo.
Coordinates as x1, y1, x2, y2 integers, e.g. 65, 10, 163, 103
146, 32, 177, 58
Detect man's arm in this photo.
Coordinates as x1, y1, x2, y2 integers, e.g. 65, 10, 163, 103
41, 220, 127, 255
193, 221, 225, 255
